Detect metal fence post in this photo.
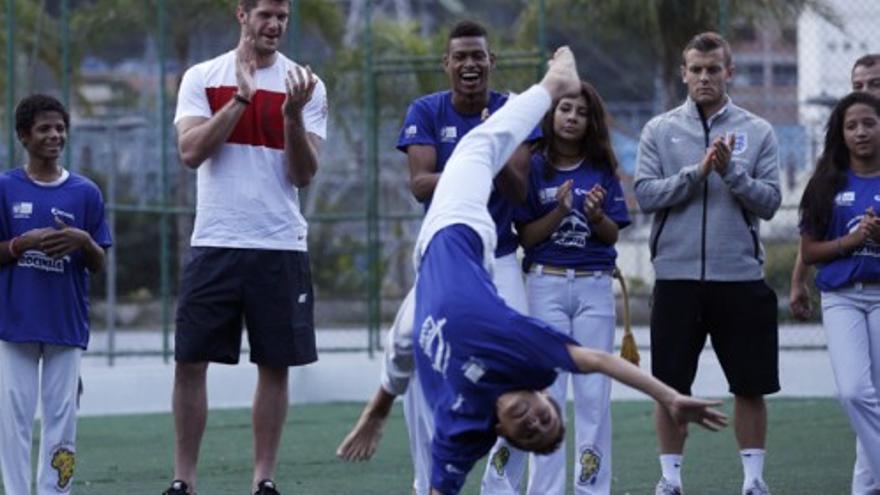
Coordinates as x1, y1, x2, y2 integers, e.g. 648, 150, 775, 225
106, 122, 118, 366
6, 0, 15, 167
364, 0, 380, 357
158, 0, 172, 363
61, 0, 72, 169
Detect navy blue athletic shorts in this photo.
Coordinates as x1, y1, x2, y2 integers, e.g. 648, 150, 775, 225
175, 247, 317, 367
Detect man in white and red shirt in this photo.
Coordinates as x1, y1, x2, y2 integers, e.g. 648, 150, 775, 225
164, 1, 327, 494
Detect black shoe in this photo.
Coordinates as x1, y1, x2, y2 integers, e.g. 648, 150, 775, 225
254, 479, 280, 495
163, 480, 191, 495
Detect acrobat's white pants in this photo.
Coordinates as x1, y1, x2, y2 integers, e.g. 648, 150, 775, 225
385, 253, 529, 495
821, 287, 880, 495
0, 341, 81, 495
483, 269, 614, 494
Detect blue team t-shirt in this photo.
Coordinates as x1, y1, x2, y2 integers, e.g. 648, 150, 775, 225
396, 90, 541, 258
811, 171, 880, 291
0, 168, 112, 348
515, 153, 630, 271
414, 224, 579, 494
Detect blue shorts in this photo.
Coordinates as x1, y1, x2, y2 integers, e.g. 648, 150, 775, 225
175, 247, 317, 367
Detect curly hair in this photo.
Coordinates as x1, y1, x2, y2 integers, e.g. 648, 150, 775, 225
15, 94, 69, 138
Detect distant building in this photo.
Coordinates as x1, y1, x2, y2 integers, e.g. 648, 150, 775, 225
729, 19, 800, 125
798, 0, 880, 125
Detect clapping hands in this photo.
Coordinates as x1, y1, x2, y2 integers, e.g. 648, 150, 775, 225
699, 133, 736, 179
555, 179, 573, 212
584, 184, 606, 223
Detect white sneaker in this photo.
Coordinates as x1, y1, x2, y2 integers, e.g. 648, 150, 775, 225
655, 477, 684, 495
743, 479, 771, 495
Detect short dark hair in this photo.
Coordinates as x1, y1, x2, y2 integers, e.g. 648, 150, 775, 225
682, 31, 732, 67
15, 94, 69, 138
853, 54, 880, 73
448, 20, 488, 43
502, 396, 566, 455
239, 0, 288, 12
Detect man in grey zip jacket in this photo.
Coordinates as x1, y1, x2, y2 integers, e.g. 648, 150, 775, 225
634, 32, 781, 495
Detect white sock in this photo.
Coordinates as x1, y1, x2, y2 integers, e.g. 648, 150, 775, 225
660, 454, 683, 486
740, 448, 765, 487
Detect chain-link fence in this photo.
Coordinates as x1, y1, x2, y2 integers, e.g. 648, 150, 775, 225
2, 0, 878, 362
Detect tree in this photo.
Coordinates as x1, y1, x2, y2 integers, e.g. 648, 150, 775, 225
512, 0, 838, 109
1, 0, 64, 158
71, 0, 344, 281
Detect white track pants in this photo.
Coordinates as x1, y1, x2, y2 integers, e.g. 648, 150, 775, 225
483, 269, 614, 494
821, 287, 880, 495
0, 341, 81, 495
481, 254, 531, 494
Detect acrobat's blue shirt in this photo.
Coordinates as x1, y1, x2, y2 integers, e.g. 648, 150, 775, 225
0, 169, 112, 348
515, 153, 630, 271
414, 224, 579, 494
397, 90, 540, 257
812, 171, 880, 291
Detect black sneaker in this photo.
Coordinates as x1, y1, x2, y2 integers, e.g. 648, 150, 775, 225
254, 479, 280, 495
162, 480, 191, 495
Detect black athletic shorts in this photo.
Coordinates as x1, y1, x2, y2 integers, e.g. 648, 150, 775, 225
175, 247, 317, 367
650, 280, 779, 396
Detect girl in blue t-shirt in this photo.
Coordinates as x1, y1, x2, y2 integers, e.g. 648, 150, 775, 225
503, 80, 629, 494
800, 92, 880, 492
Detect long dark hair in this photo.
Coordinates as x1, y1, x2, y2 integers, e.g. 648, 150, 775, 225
538, 80, 619, 180
800, 92, 880, 236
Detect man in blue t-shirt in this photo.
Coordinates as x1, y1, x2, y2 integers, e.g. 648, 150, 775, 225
0, 94, 112, 495
337, 20, 539, 494
412, 47, 727, 495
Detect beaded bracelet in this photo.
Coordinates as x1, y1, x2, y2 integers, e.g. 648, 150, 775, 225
7, 236, 20, 258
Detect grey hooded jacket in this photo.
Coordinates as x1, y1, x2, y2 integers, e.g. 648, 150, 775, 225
634, 97, 781, 281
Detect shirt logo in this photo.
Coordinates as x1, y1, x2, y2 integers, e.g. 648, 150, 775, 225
451, 394, 464, 412
405, 125, 418, 138
51, 207, 75, 223
835, 191, 855, 206
419, 315, 451, 377
873, 194, 880, 202
441, 126, 458, 143
17, 252, 70, 274
551, 212, 591, 248
730, 131, 748, 155
13, 202, 33, 218
445, 464, 464, 475
670, 136, 684, 144
462, 357, 487, 384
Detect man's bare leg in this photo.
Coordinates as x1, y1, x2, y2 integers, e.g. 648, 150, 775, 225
172, 361, 210, 493
337, 387, 396, 461
734, 395, 766, 448
252, 365, 289, 491
655, 402, 688, 454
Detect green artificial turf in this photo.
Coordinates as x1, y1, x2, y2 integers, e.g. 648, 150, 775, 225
3, 398, 854, 494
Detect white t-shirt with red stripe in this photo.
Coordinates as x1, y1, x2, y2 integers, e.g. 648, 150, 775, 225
174, 50, 328, 252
